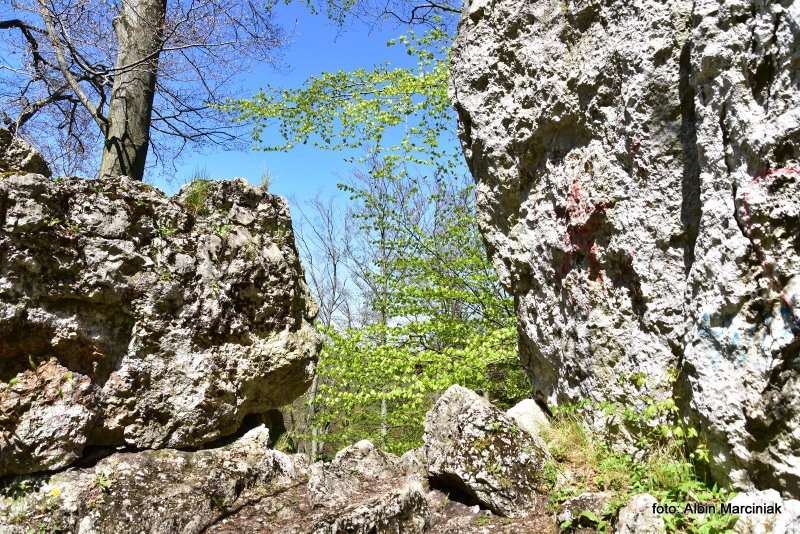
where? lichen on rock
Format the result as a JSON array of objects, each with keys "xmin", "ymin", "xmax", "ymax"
[
  {"xmin": 0, "ymin": 173, "xmax": 320, "ymax": 476},
  {"xmin": 451, "ymin": 0, "xmax": 800, "ymax": 496},
  {"xmin": 423, "ymin": 385, "xmax": 548, "ymax": 517}
]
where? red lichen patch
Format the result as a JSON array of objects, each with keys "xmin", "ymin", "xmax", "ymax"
[
  {"xmin": 737, "ymin": 168, "xmax": 794, "ymax": 293},
  {"xmin": 754, "ymin": 165, "xmax": 800, "ymax": 183},
  {"xmin": 556, "ymin": 179, "xmax": 609, "ymax": 284}
]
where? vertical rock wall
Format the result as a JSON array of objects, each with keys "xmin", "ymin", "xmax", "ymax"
[{"xmin": 451, "ymin": 0, "xmax": 799, "ymax": 496}]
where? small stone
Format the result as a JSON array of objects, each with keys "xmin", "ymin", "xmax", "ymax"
[
  {"xmin": 615, "ymin": 494, "xmax": 666, "ymax": 534},
  {"xmin": 506, "ymin": 399, "xmax": 551, "ymax": 439},
  {"xmin": 557, "ymin": 491, "xmax": 613, "ymax": 525}
]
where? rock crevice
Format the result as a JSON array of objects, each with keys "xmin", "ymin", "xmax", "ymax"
[{"xmin": 451, "ymin": 0, "xmax": 800, "ymax": 496}]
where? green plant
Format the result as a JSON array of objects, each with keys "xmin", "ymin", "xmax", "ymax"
[
  {"xmin": 94, "ymin": 471, "xmax": 112, "ymax": 491},
  {"xmin": 543, "ymin": 404, "xmax": 737, "ymax": 534},
  {"xmin": 157, "ymin": 225, "xmax": 178, "ymax": 238},
  {"xmin": 209, "ymin": 494, "xmax": 228, "ymax": 513},
  {"xmin": 560, "ymin": 510, "xmax": 610, "ymax": 533},
  {"xmin": 183, "ymin": 178, "xmax": 212, "ymax": 215},
  {"xmin": 214, "ymin": 224, "xmax": 231, "ymax": 238}
]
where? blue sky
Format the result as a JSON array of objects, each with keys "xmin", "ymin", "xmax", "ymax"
[{"xmin": 154, "ymin": 4, "xmax": 420, "ymax": 206}]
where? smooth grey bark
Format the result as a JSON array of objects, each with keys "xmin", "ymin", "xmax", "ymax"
[{"xmin": 98, "ymin": 0, "xmax": 166, "ymax": 181}]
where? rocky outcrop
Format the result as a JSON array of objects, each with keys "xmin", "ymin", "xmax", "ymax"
[
  {"xmin": 0, "ymin": 426, "xmax": 302, "ymax": 533},
  {"xmin": 208, "ymin": 439, "xmax": 432, "ymax": 534},
  {"xmin": 423, "ymin": 385, "xmax": 548, "ymax": 517},
  {"xmin": 1, "ymin": 386, "xmax": 558, "ymax": 533},
  {"xmin": 0, "ymin": 174, "xmax": 320, "ymax": 476},
  {"xmin": 451, "ymin": 0, "xmax": 800, "ymax": 495},
  {"xmin": 0, "ymin": 129, "xmax": 50, "ymax": 177}
]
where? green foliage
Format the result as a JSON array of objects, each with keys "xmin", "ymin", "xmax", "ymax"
[
  {"xmin": 543, "ymin": 408, "xmax": 738, "ymax": 534},
  {"xmin": 94, "ymin": 472, "xmax": 112, "ymax": 491},
  {"xmin": 229, "ymin": 22, "xmax": 529, "ymax": 455},
  {"xmin": 157, "ymin": 226, "xmax": 178, "ymax": 238},
  {"xmin": 314, "ymin": 322, "xmax": 525, "ymax": 454},
  {"xmin": 183, "ymin": 179, "xmax": 212, "ymax": 216},
  {"xmin": 225, "ymin": 26, "xmax": 455, "ymax": 173},
  {"xmin": 213, "ymin": 224, "xmax": 232, "ymax": 238}
]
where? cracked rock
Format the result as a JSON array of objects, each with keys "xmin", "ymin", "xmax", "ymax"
[
  {"xmin": 423, "ymin": 385, "xmax": 548, "ymax": 517},
  {"xmin": 0, "ymin": 174, "xmax": 320, "ymax": 477},
  {"xmin": 451, "ymin": 0, "xmax": 800, "ymax": 496}
]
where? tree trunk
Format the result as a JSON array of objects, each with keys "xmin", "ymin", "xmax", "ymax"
[
  {"xmin": 98, "ymin": 0, "xmax": 166, "ymax": 181},
  {"xmin": 308, "ymin": 374, "xmax": 320, "ymax": 462}
]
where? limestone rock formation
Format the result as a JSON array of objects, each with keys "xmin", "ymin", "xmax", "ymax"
[
  {"xmin": 2, "ymin": 386, "xmax": 559, "ymax": 533},
  {"xmin": 729, "ymin": 490, "xmax": 800, "ymax": 534},
  {"xmin": 0, "ymin": 426, "xmax": 302, "ymax": 533},
  {"xmin": 615, "ymin": 494, "xmax": 666, "ymax": 534},
  {"xmin": 0, "ymin": 174, "xmax": 320, "ymax": 476},
  {"xmin": 423, "ymin": 385, "xmax": 548, "ymax": 517},
  {"xmin": 0, "ymin": 129, "xmax": 50, "ymax": 177},
  {"xmin": 451, "ymin": 0, "xmax": 800, "ymax": 495}
]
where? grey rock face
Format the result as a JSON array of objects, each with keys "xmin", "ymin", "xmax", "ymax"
[
  {"xmin": 0, "ymin": 129, "xmax": 50, "ymax": 177},
  {"xmin": 506, "ymin": 399, "xmax": 550, "ymax": 440},
  {"xmin": 451, "ymin": 0, "xmax": 800, "ymax": 494},
  {"xmin": 615, "ymin": 494, "xmax": 666, "ymax": 534},
  {"xmin": 0, "ymin": 174, "xmax": 320, "ymax": 476},
  {"xmin": 305, "ymin": 440, "xmax": 430, "ymax": 533},
  {"xmin": 207, "ymin": 439, "xmax": 431, "ymax": 534},
  {"xmin": 0, "ymin": 426, "xmax": 303, "ymax": 533},
  {"xmin": 729, "ymin": 490, "xmax": 800, "ymax": 534},
  {"xmin": 423, "ymin": 385, "xmax": 548, "ymax": 517}
]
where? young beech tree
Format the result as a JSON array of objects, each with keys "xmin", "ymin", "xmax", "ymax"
[
  {"xmin": 230, "ymin": 26, "xmax": 529, "ymax": 455},
  {"xmin": 0, "ymin": 0, "xmax": 283, "ymax": 178}
]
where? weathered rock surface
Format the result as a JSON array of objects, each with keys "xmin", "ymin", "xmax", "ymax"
[
  {"xmin": 423, "ymin": 385, "xmax": 548, "ymax": 517},
  {"xmin": 452, "ymin": 0, "xmax": 800, "ymax": 495},
  {"xmin": 0, "ymin": 426, "xmax": 303, "ymax": 533},
  {"xmin": 1, "ymin": 386, "xmax": 561, "ymax": 532},
  {"xmin": 207, "ymin": 439, "xmax": 431, "ymax": 534},
  {"xmin": 0, "ymin": 174, "xmax": 319, "ymax": 476},
  {"xmin": 615, "ymin": 494, "xmax": 666, "ymax": 534},
  {"xmin": 506, "ymin": 398, "xmax": 550, "ymax": 440},
  {"xmin": 0, "ymin": 129, "xmax": 50, "ymax": 177},
  {"xmin": 730, "ymin": 490, "xmax": 800, "ymax": 534}
]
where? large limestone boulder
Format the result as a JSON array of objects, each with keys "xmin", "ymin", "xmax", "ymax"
[
  {"xmin": 451, "ymin": 0, "xmax": 800, "ymax": 495},
  {"xmin": 423, "ymin": 385, "xmax": 548, "ymax": 517},
  {"xmin": 0, "ymin": 174, "xmax": 320, "ymax": 476},
  {"xmin": 0, "ymin": 426, "xmax": 303, "ymax": 533},
  {"xmin": 0, "ymin": 129, "xmax": 50, "ymax": 177}
]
